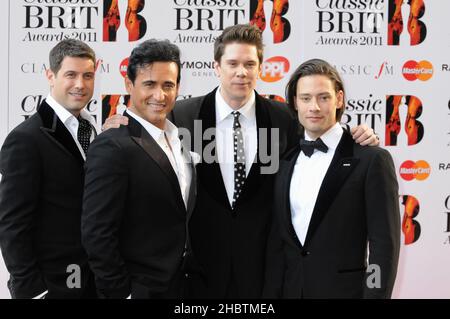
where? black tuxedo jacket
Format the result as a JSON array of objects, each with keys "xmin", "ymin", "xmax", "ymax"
[
  {"xmin": 0, "ymin": 101, "xmax": 96, "ymax": 298},
  {"xmin": 264, "ymin": 131, "xmax": 400, "ymax": 298},
  {"xmin": 82, "ymin": 113, "xmax": 196, "ymax": 299},
  {"xmin": 171, "ymin": 88, "xmax": 299, "ymax": 298}
]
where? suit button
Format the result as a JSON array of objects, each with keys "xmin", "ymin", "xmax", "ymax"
[{"xmin": 301, "ymin": 251, "xmax": 310, "ymax": 257}]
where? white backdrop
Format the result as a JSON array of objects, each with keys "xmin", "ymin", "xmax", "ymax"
[{"xmin": 0, "ymin": 0, "xmax": 449, "ymax": 298}]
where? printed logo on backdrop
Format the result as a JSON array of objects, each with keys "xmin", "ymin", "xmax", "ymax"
[
  {"xmin": 22, "ymin": 0, "xmax": 100, "ymax": 42},
  {"xmin": 103, "ymin": 0, "xmax": 147, "ymax": 41},
  {"xmin": 181, "ymin": 60, "xmax": 216, "ymax": 78},
  {"xmin": 314, "ymin": 0, "xmax": 426, "ymax": 46},
  {"xmin": 387, "ymin": 0, "xmax": 426, "ymax": 46},
  {"xmin": 402, "ymin": 60, "xmax": 433, "ymax": 81},
  {"xmin": 399, "ymin": 160, "xmax": 430, "ymax": 181},
  {"xmin": 20, "ymin": 59, "xmax": 110, "ymax": 74},
  {"xmin": 250, "ymin": 0, "xmax": 291, "ymax": 43},
  {"xmin": 447, "ymin": 100, "xmax": 450, "ymax": 147},
  {"xmin": 119, "ymin": 57, "xmax": 129, "ymax": 78},
  {"xmin": 102, "ymin": 94, "xmax": 131, "ymax": 124},
  {"xmin": 385, "ymin": 95, "xmax": 424, "ymax": 146},
  {"xmin": 400, "ymin": 195, "xmax": 421, "ymax": 245},
  {"xmin": 335, "ymin": 62, "xmax": 394, "ymax": 79},
  {"xmin": 173, "ymin": 0, "xmax": 246, "ymax": 44},
  {"xmin": 21, "ymin": 95, "xmax": 99, "ymax": 123},
  {"xmin": 341, "ymin": 94, "xmax": 383, "ymax": 135},
  {"xmin": 444, "ymin": 196, "xmax": 450, "ymax": 245},
  {"xmin": 260, "ymin": 56, "xmax": 290, "ymax": 82}
]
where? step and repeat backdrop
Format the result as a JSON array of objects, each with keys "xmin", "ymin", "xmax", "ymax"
[{"xmin": 0, "ymin": 0, "xmax": 449, "ymax": 298}]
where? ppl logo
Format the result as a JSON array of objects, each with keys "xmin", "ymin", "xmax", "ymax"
[
  {"xmin": 385, "ymin": 95, "xmax": 424, "ymax": 146},
  {"xmin": 260, "ymin": 56, "xmax": 290, "ymax": 82},
  {"xmin": 402, "ymin": 60, "xmax": 433, "ymax": 81},
  {"xmin": 399, "ymin": 160, "xmax": 431, "ymax": 181},
  {"xmin": 119, "ymin": 57, "xmax": 129, "ymax": 78},
  {"xmin": 400, "ymin": 195, "xmax": 421, "ymax": 245},
  {"xmin": 250, "ymin": 0, "xmax": 291, "ymax": 44},
  {"xmin": 387, "ymin": 0, "xmax": 427, "ymax": 46},
  {"xmin": 103, "ymin": 0, "xmax": 147, "ymax": 42}
]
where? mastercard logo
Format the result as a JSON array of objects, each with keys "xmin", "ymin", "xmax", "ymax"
[
  {"xmin": 402, "ymin": 60, "xmax": 433, "ymax": 81},
  {"xmin": 399, "ymin": 160, "xmax": 431, "ymax": 181},
  {"xmin": 119, "ymin": 57, "xmax": 129, "ymax": 78},
  {"xmin": 260, "ymin": 56, "xmax": 290, "ymax": 82}
]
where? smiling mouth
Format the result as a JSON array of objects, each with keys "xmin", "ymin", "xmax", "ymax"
[
  {"xmin": 69, "ymin": 92, "xmax": 85, "ymax": 98},
  {"xmin": 148, "ymin": 103, "xmax": 165, "ymax": 111}
]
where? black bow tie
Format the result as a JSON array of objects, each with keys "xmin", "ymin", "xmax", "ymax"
[{"xmin": 300, "ymin": 138, "xmax": 328, "ymax": 157}]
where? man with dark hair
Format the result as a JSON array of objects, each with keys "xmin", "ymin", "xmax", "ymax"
[
  {"xmin": 0, "ymin": 39, "xmax": 97, "ymax": 298},
  {"xmin": 104, "ymin": 24, "xmax": 378, "ymax": 299},
  {"xmin": 81, "ymin": 39, "xmax": 197, "ymax": 299},
  {"xmin": 264, "ymin": 59, "xmax": 400, "ymax": 298}
]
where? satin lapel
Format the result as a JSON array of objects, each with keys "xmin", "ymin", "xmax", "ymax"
[
  {"xmin": 126, "ymin": 113, "xmax": 186, "ymax": 212},
  {"xmin": 236, "ymin": 93, "xmax": 272, "ymax": 205},
  {"xmin": 184, "ymin": 148, "xmax": 197, "ymax": 222},
  {"xmin": 280, "ymin": 145, "xmax": 304, "ymax": 248},
  {"xmin": 303, "ymin": 131, "xmax": 359, "ymax": 247},
  {"xmin": 197, "ymin": 89, "xmax": 231, "ymax": 210},
  {"xmin": 37, "ymin": 100, "xmax": 84, "ymax": 165}
]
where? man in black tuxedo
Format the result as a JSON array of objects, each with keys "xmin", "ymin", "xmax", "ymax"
[
  {"xmin": 264, "ymin": 59, "xmax": 400, "ymax": 298},
  {"xmin": 81, "ymin": 40, "xmax": 197, "ymax": 299},
  {"xmin": 104, "ymin": 24, "xmax": 379, "ymax": 299},
  {"xmin": 0, "ymin": 39, "xmax": 98, "ymax": 298}
]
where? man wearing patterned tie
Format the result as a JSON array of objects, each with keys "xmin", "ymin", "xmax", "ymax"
[
  {"xmin": 0, "ymin": 39, "xmax": 97, "ymax": 298},
  {"xmin": 103, "ymin": 24, "xmax": 379, "ymax": 299},
  {"xmin": 264, "ymin": 59, "xmax": 400, "ymax": 298}
]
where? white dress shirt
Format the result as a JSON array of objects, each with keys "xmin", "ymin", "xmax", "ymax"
[
  {"xmin": 127, "ymin": 110, "xmax": 192, "ymax": 209},
  {"xmin": 289, "ymin": 123, "xmax": 343, "ymax": 245},
  {"xmin": 215, "ymin": 88, "xmax": 257, "ymax": 206},
  {"xmin": 45, "ymin": 94, "xmax": 95, "ymax": 160}
]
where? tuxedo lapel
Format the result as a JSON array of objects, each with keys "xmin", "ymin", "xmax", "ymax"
[
  {"xmin": 280, "ymin": 145, "xmax": 304, "ymax": 248},
  {"xmin": 37, "ymin": 100, "xmax": 84, "ymax": 165},
  {"xmin": 183, "ymin": 145, "xmax": 197, "ymax": 222},
  {"xmin": 126, "ymin": 112, "xmax": 186, "ymax": 213},
  {"xmin": 237, "ymin": 93, "xmax": 272, "ymax": 205},
  {"xmin": 197, "ymin": 89, "xmax": 231, "ymax": 210},
  {"xmin": 304, "ymin": 131, "xmax": 359, "ymax": 246}
]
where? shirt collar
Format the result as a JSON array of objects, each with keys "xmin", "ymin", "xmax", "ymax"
[
  {"xmin": 127, "ymin": 109, "xmax": 178, "ymax": 143},
  {"xmin": 215, "ymin": 87, "xmax": 256, "ymax": 123},
  {"xmin": 45, "ymin": 94, "xmax": 94, "ymax": 125},
  {"xmin": 304, "ymin": 122, "xmax": 343, "ymax": 152}
]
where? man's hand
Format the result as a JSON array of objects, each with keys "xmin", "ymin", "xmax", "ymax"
[
  {"xmin": 351, "ymin": 124, "xmax": 379, "ymax": 146},
  {"xmin": 102, "ymin": 114, "xmax": 129, "ymax": 132}
]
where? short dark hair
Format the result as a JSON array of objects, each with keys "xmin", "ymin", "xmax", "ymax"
[
  {"xmin": 214, "ymin": 24, "xmax": 263, "ymax": 64},
  {"xmin": 49, "ymin": 39, "xmax": 96, "ymax": 74},
  {"xmin": 286, "ymin": 58, "xmax": 346, "ymax": 122},
  {"xmin": 127, "ymin": 39, "xmax": 181, "ymax": 84}
]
